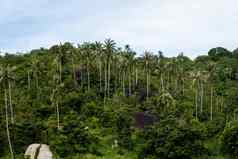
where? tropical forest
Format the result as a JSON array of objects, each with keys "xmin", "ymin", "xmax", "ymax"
[{"xmin": 0, "ymin": 40, "xmax": 238, "ymax": 159}]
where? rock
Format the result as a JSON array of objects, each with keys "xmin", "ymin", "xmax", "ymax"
[
  {"xmin": 24, "ymin": 144, "xmax": 40, "ymax": 159},
  {"xmin": 37, "ymin": 144, "xmax": 52, "ymax": 159},
  {"xmin": 24, "ymin": 144, "xmax": 53, "ymax": 159}
]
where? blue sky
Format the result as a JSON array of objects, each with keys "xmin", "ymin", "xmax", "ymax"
[{"xmin": 1, "ymin": 0, "xmax": 238, "ymax": 58}]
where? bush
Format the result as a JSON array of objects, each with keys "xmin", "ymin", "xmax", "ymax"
[
  {"xmin": 221, "ymin": 121, "xmax": 238, "ymax": 159},
  {"xmin": 139, "ymin": 118, "xmax": 208, "ymax": 159},
  {"xmin": 115, "ymin": 109, "xmax": 133, "ymax": 149},
  {"xmin": 205, "ymin": 113, "xmax": 225, "ymax": 137},
  {"xmin": 48, "ymin": 111, "xmax": 99, "ymax": 157}
]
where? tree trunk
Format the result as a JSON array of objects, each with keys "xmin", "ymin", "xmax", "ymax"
[
  {"xmin": 107, "ymin": 61, "xmax": 110, "ymax": 97},
  {"xmin": 99, "ymin": 61, "xmax": 102, "ymax": 92},
  {"xmin": 161, "ymin": 75, "xmax": 164, "ymax": 92},
  {"xmin": 182, "ymin": 79, "xmax": 185, "ymax": 96},
  {"xmin": 234, "ymin": 111, "xmax": 236, "ymax": 121},
  {"xmin": 174, "ymin": 77, "xmax": 178, "ymax": 93},
  {"xmin": 195, "ymin": 89, "xmax": 198, "ymax": 120},
  {"xmin": 200, "ymin": 82, "xmax": 204, "ymax": 113},
  {"xmin": 72, "ymin": 58, "xmax": 77, "ymax": 87},
  {"xmin": 210, "ymin": 87, "xmax": 213, "ymax": 121},
  {"xmin": 56, "ymin": 101, "xmax": 60, "ymax": 130},
  {"xmin": 28, "ymin": 71, "xmax": 31, "ymax": 90},
  {"xmin": 104, "ymin": 61, "xmax": 107, "ymax": 104},
  {"xmin": 146, "ymin": 71, "xmax": 149, "ymax": 99},
  {"xmin": 87, "ymin": 60, "xmax": 90, "ymax": 91},
  {"xmin": 8, "ymin": 81, "xmax": 14, "ymax": 124},
  {"xmin": 59, "ymin": 61, "xmax": 62, "ymax": 83},
  {"xmin": 5, "ymin": 89, "xmax": 14, "ymax": 159},
  {"xmin": 128, "ymin": 71, "xmax": 131, "ymax": 96},
  {"xmin": 122, "ymin": 71, "xmax": 125, "ymax": 96},
  {"xmin": 135, "ymin": 68, "xmax": 138, "ymax": 86},
  {"xmin": 36, "ymin": 72, "xmax": 40, "ymax": 100},
  {"xmin": 36, "ymin": 72, "xmax": 39, "ymax": 90},
  {"xmin": 221, "ymin": 96, "xmax": 224, "ymax": 113},
  {"xmin": 80, "ymin": 65, "xmax": 84, "ymax": 89}
]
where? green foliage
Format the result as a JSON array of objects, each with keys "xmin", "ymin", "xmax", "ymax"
[
  {"xmin": 139, "ymin": 118, "xmax": 208, "ymax": 159},
  {"xmin": 208, "ymin": 47, "xmax": 232, "ymax": 60},
  {"xmin": 49, "ymin": 111, "xmax": 99, "ymax": 157},
  {"xmin": 0, "ymin": 41, "xmax": 237, "ymax": 158},
  {"xmin": 221, "ymin": 121, "xmax": 238, "ymax": 159},
  {"xmin": 205, "ymin": 113, "xmax": 225, "ymax": 137},
  {"xmin": 115, "ymin": 107, "xmax": 133, "ymax": 149}
]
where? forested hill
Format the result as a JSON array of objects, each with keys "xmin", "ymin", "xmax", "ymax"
[{"xmin": 1, "ymin": 40, "xmax": 238, "ymax": 159}]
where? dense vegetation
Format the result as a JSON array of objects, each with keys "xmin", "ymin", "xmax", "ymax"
[{"xmin": 0, "ymin": 40, "xmax": 238, "ymax": 159}]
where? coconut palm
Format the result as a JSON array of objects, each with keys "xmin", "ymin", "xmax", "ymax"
[
  {"xmin": 191, "ymin": 71, "xmax": 201, "ymax": 119},
  {"xmin": 104, "ymin": 39, "xmax": 116, "ymax": 97},
  {"xmin": 4, "ymin": 90, "xmax": 14, "ymax": 159},
  {"xmin": 80, "ymin": 43, "xmax": 92, "ymax": 91},
  {"xmin": 31, "ymin": 55, "xmax": 40, "ymax": 89},
  {"xmin": 64, "ymin": 43, "xmax": 77, "ymax": 87},
  {"xmin": 95, "ymin": 41, "xmax": 104, "ymax": 92},
  {"xmin": 190, "ymin": 70, "xmax": 209, "ymax": 118},
  {"xmin": 0, "ymin": 65, "xmax": 15, "ymax": 159},
  {"xmin": 50, "ymin": 82, "xmax": 64, "ymax": 130},
  {"xmin": 143, "ymin": 51, "xmax": 152, "ymax": 99},
  {"xmin": 115, "ymin": 50, "xmax": 127, "ymax": 95},
  {"xmin": 124, "ymin": 45, "xmax": 136, "ymax": 96},
  {"xmin": 210, "ymin": 87, "xmax": 213, "ymax": 121},
  {"xmin": 0, "ymin": 65, "xmax": 16, "ymax": 124}
]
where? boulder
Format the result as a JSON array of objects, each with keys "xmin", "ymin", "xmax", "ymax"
[
  {"xmin": 37, "ymin": 144, "xmax": 52, "ymax": 159},
  {"xmin": 24, "ymin": 144, "xmax": 53, "ymax": 159}
]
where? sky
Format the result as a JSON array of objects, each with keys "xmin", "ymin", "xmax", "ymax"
[{"xmin": 1, "ymin": 0, "xmax": 238, "ymax": 58}]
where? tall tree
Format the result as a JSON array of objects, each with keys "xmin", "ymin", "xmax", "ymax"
[
  {"xmin": 0, "ymin": 65, "xmax": 15, "ymax": 124},
  {"xmin": 104, "ymin": 39, "xmax": 116, "ymax": 98},
  {"xmin": 0, "ymin": 65, "xmax": 15, "ymax": 159},
  {"xmin": 124, "ymin": 45, "xmax": 136, "ymax": 96},
  {"xmin": 95, "ymin": 41, "xmax": 103, "ymax": 92},
  {"xmin": 50, "ymin": 83, "xmax": 63, "ymax": 130},
  {"xmin": 81, "ymin": 43, "xmax": 92, "ymax": 91},
  {"xmin": 143, "ymin": 51, "xmax": 152, "ymax": 99}
]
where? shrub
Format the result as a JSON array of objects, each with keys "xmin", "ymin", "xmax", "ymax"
[{"xmin": 221, "ymin": 121, "xmax": 238, "ymax": 159}]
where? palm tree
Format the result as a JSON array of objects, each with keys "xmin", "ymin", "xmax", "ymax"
[
  {"xmin": 31, "ymin": 55, "xmax": 41, "ymax": 98},
  {"xmin": 135, "ymin": 61, "xmax": 138, "ymax": 86},
  {"xmin": 155, "ymin": 58, "xmax": 164, "ymax": 93},
  {"xmin": 191, "ymin": 71, "xmax": 201, "ymax": 119},
  {"xmin": 104, "ymin": 39, "xmax": 116, "ymax": 97},
  {"xmin": 81, "ymin": 43, "xmax": 97, "ymax": 91},
  {"xmin": 207, "ymin": 61, "xmax": 216, "ymax": 120},
  {"xmin": 4, "ymin": 90, "xmax": 14, "ymax": 159},
  {"xmin": 0, "ymin": 65, "xmax": 15, "ymax": 159},
  {"xmin": 0, "ymin": 65, "xmax": 16, "ymax": 124},
  {"xmin": 210, "ymin": 87, "xmax": 213, "ymax": 121},
  {"xmin": 164, "ymin": 61, "xmax": 173, "ymax": 90},
  {"xmin": 51, "ymin": 43, "xmax": 68, "ymax": 84},
  {"xmin": 124, "ymin": 45, "xmax": 136, "ymax": 96},
  {"xmin": 177, "ymin": 55, "xmax": 186, "ymax": 96},
  {"xmin": 95, "ymin": 41, "xmax": 103, "ymax": 92},
  {"xmin": 27, "ymin": 70, "xmax": 31, "ymax": 90},
  {"xmin": 116, "ymin": 51, "xmax": 127, "ymax": 95},
  {"xmin": 65, "ymin": 43, "xmax": 77, "ymax": 88},
  {"xmin": 81, "ymin": 43, "xmax": 91, "ymax": 91},
  {"xmin": 57, "ymin": 44, "xmax": 64, "ymax": 83},
  {"xmin": 143, "ymin": 51, "xmax": 152, "ymax": 99},
  {"xmin": 51, "ymin": 46, "xmax": 67, "ymax": 129},
  {"xmin": 50, "ymin": 83, "xmax": 64, "ymax": 130},
  {"xmin": 191, "ymin": 70, "xmax": 209, "ymax": 117}
]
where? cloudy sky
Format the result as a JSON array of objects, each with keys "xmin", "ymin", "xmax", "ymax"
[{"xmin": 1, "ymin": 0, "xmax": 238, "ymax": 58}]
